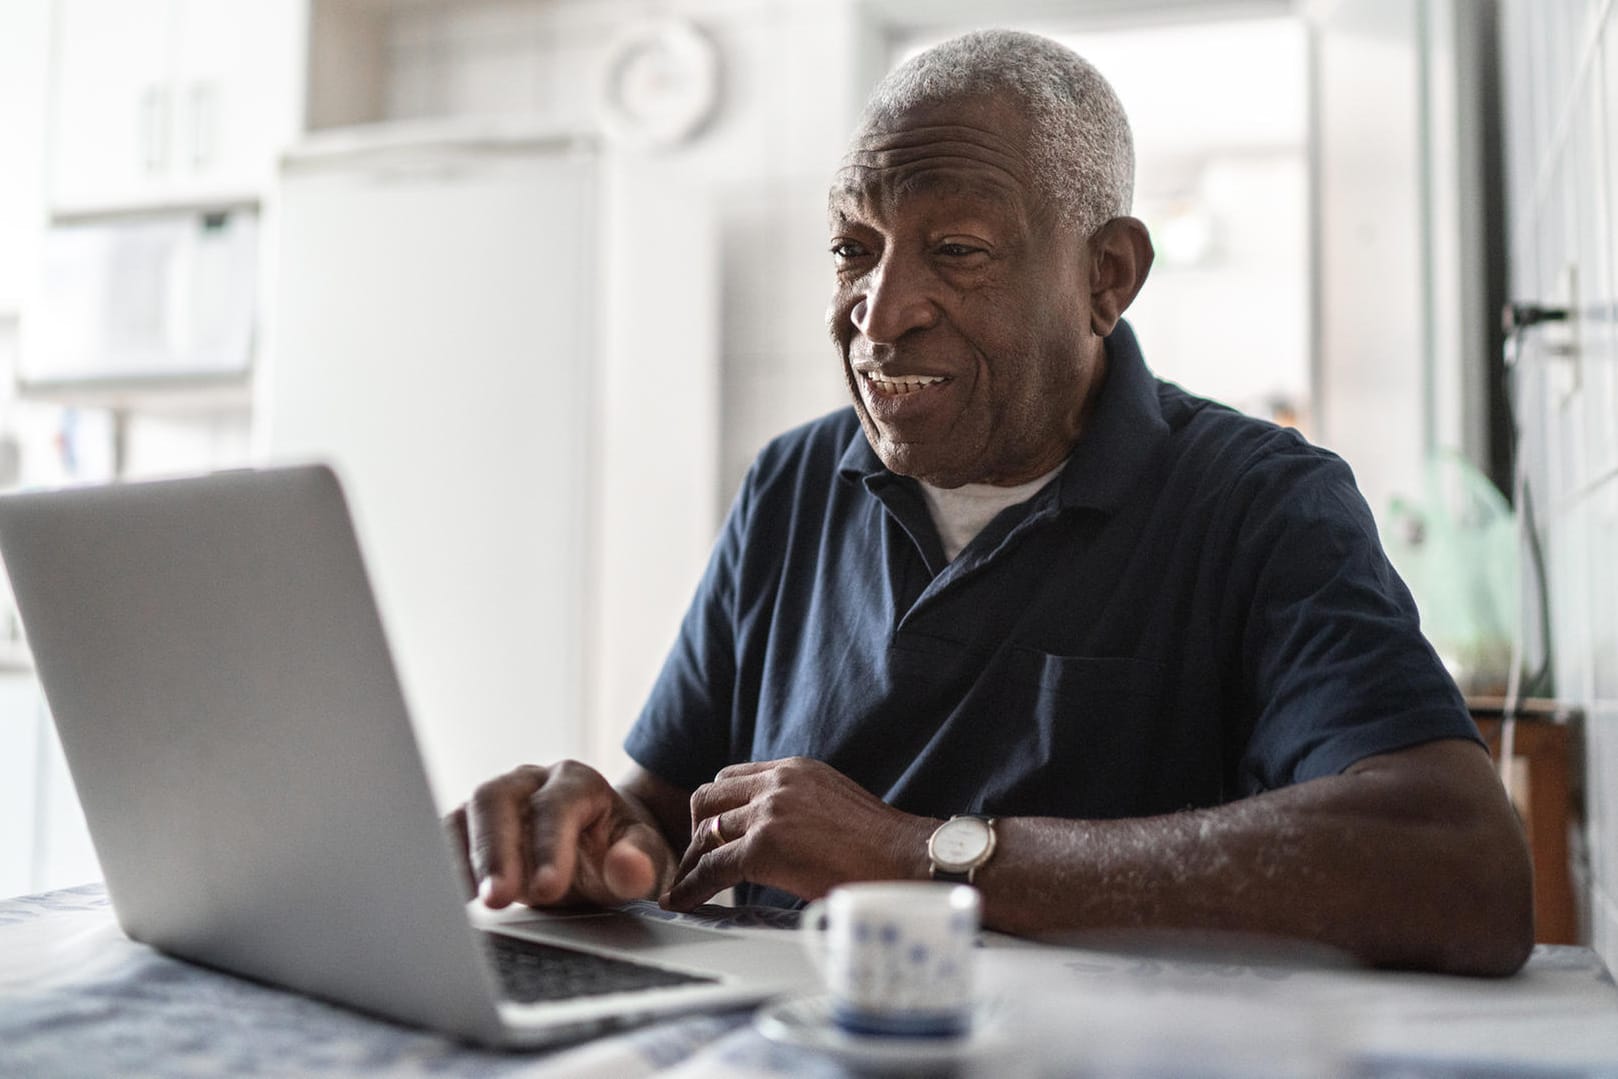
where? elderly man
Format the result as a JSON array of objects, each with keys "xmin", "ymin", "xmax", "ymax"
[{"xmin": 450, "ymin": 30, "xmax": 1532, "ymax": 976}]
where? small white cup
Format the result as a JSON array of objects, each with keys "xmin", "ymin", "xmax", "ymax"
[{"xmin": 800, "ymin": 881, "xmax": 980, "ymax": 1038}]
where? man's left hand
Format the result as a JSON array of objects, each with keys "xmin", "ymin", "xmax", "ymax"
[{"xmin": 662, "ymin": 757, "xmax": 936, "ymax": 910}]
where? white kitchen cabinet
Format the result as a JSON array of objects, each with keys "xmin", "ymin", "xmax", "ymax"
[
  {"xmin": 49, "ymin": 0, "xmax": 303, "ymax": 214},
  {"xmin": 46, "ymin": 0, "xmax": 167, "ymax": 212},
  {"xmin": 0, "ymin": 0, "xmax": 52, "ymax": 306},
  {"xmin": 169, "ymin": 0, "xmax": 304, "ymax": 199}
]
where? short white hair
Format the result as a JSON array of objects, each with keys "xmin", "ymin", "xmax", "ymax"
[{"xmin": 859, "ymin": 29, "xmax": 1135, "ymax": 238}]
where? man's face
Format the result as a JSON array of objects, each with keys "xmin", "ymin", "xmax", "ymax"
[{"xmin": 827, "ymin": 95, "xmax": 1103, "ymax": 488}]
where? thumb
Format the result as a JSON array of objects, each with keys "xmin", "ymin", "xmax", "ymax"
[{"xmin": 600, "ymin": 832, "xmax": 660, "ymax": 901}]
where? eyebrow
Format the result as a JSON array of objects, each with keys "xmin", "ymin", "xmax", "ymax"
[
  {"xmin": 829, "ymin": 167, "xmax": 1021, "ymax": 220},
  {"xmin": 895, "ymin": 168, "xmax": 1017, "ymax": 205}
]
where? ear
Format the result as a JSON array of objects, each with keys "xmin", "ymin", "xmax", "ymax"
[{"xmin": 1086, "ymin": 217, "xmax": 1154, "ymax": 336}]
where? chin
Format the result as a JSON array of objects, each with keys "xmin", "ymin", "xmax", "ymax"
[
  {"xmin": 858, "ymin": 414, "xmax": 979, "ymax": 487},
  {"xmin": 876, "ymin": 447, "xmax": 971, "ymax": 488}
]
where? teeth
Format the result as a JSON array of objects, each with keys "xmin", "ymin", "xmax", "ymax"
[{"xmin": 864, "ymin": 372, "xmax": 947, "ymax": 395}]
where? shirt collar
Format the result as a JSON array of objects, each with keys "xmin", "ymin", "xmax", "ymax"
[
  {"xmin": 1053, "ymin": 319, "xmax": 1169, "ymax": 513},
  {"xmin": 837, "ymin": 319, "xmax": 1168, "ymax": 516}
]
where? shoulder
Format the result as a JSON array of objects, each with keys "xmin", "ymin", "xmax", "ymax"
[
  {"xmin": 1137, "ymin": 382, "xmax": 1384, "ymax": 572},
  {"xmin": 1157, "ymin": 381, "xmax": 1309, "ymax": 467},
  {"xmin": 1156, "ymin": 381, "xmax": 1361, "ymax": 511},
  {"xmin": 712, "ymin": 408, "xmax": 866, "ymax": 593}
]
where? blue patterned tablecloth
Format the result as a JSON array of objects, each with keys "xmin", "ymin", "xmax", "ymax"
[
  {"xmin": 0, "ymin": 884, "xmax": 815, "ymax": 1078},
  {"xmin": 5, "ymin": 884, "xmax": 1618, "ymax": 1078}
]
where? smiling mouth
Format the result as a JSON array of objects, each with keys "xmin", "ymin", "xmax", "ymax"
[{"xmin": 861, "ymin": 371, "xmax": 952, "ymax": 397}]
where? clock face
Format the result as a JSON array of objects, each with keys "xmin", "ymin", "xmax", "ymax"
[
  {"xmin": 932, "ymin": 818, "xmax": 992, "ymax": 868},
  {"xmin": 598, "ymin": 18, "xmax": 720, "ymax": 149}
]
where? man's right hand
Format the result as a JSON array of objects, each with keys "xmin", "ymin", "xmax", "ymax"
[{"xmin": 444, "ymin": 761, "xmax": 681, "ymax": 909}]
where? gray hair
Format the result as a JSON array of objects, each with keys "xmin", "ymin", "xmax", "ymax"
[{"xmin": 858, "ymin": 29, "xmax": 1135, "ymax": 238}]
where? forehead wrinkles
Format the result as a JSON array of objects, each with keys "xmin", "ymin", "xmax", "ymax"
[
  {"xmin": 828, "ymin": 170, "xmax": 1022, "ymax": 226},
  {"xmin": 830, "ymin": 126, "xmax": 1032, "ymax": 225},
  {"xmin": 845, "ymin": 123, "xmax": 1029, "ymax": 177}
]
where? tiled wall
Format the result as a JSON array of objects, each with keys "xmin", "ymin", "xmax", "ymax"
[{"xmin": 1500, "ymin": 0, "xmax": 1618, "ymax": 969}]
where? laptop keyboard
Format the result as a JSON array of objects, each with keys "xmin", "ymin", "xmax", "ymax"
[{"xmin": 479, "ymin": 931, "xmax": 716, "ymax": 1004}]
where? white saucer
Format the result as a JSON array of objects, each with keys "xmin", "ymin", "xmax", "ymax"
[{"xmin": 753, "ymin": 994, "xmax": 1008, "ymax": 1069}]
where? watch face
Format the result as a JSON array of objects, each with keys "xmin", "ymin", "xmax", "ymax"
[{"xmin": 931, "ymin": 817, "xmax": 992, "ymax": 870}]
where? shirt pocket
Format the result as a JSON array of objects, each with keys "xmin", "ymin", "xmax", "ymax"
[{"xmin": 985, "ymin": 649, "xmax": 1167, "ymax": 818}]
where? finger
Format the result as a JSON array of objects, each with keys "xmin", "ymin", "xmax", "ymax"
[
  {"xmin": 687, "ymin": 774, "xmax": 761, "ymax": 831},
  {"xmin": 601, "ymin": 827, "xmax": 661, "ymax": 900},
  {"xmin": 603, "ymin": 814, "xmax": 679, "ymax": 901},
  {"xmin": 675, "ymin": 808, "xmax": 744, "ymax": 882},
  {"xmin": 712, "ymin": 759, "xmax": 781, "ymax": 780},
  {"xmin": 663, "ymin": 840, "xmax": 748, "ymax": 912},
  {"xmin": 466, "ymin": 766, "xmax": 547, "ymax": 908},
  {"xmin": 443, "ymin": 805, "xmax": 475, "ymax": 899},
  {"xmin": 523, "ymin": 761, "xmax": 615, "ymax": 906}
]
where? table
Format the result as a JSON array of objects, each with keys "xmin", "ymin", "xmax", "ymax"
[{"xmin": 4, "ymin": 884, "xmax": 1618, "ymax": 1077}]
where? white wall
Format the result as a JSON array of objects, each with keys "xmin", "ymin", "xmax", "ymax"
[
  {"xmin": 1500, "ymin": 0, "xmax": 1618, "ymax": 971},
  {"xmin": 379, "ymin": 0, "xmax": 866, "ymax": 503},
  {"xmin": 1308, "ymin": 0, "xmax": 1429, "ymax": 522},
  {"xmin": 1059, "ymin": 18, "xmax": 1309, "ymax": 424}
]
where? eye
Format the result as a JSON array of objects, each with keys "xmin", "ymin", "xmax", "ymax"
[
  {"xmin": 937, "ymin": 241, "xmax": 987, "ymax": 259},
  {"xmin": 830, "ymin": 239, "xmax": 869, "ymax": 261}
]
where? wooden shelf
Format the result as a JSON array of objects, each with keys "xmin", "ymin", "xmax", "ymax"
[
  {"xmin": 1464, "ymin": 696, "xmax": 1576, "ymax": 720},
  {"xmin": 1469, "ymin": 702, "xmax": 1582, "ymax": 945}
]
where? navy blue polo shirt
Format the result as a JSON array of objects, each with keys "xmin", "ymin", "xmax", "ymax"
[{"xmin": 626, "ymin": 322, "xmax": 1478, "ymax": 905}]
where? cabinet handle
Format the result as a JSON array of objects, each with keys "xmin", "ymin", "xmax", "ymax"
[
  {"xmin": 140, "ymin": 84, "xmax": 170, "ymax": 174},
  {"xmin": 189, "ymin": 82, "xmax": 215, "ymax": 170}
]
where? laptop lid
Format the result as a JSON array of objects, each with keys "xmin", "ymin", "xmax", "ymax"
[
  {"xmin": 0, "ymin": 465, "xmax": 816, "ymax": 1046},
  {"xmin": 0, "ymin": 466, "xmax": 515, "ymax": 1044}
]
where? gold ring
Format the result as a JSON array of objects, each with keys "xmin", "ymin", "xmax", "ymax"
[{"xmin": 708, "ymin": 814, "xmax": 728, "ymax": 846}]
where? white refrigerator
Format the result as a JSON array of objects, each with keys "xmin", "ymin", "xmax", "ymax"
[{"xmin": 268, "ymin": 127, "xmax": 718, "ymax": 806}]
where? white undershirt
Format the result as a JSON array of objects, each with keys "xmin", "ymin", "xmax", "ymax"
[{"xmin": 916, "ymin": 464, "xmax": 1066, "ymax": 563}]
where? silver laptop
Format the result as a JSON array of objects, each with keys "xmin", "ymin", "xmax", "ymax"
[{"xmin": 0, "ymin": 464, "xmax": 815, "ymax": 1047}]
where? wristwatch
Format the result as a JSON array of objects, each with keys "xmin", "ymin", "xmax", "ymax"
[{"xmin": 927, "ymin": 815, "xmax": 997, "ymax": 884}]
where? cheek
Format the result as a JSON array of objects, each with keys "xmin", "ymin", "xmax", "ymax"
[
  {"xmin": 974, "ymin": 313, "xmax": 1045, "ymax": 386},
  {"xmin": 827, "ymin": 290, "xmax": 856, "ymax": 349},
  {"xmin": 983, "ymin": 329, "xmax": 1070, "ymax": 424}
]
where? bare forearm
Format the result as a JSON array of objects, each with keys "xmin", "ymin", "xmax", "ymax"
[
  {"xmin": 973, "ymin": 742, "xmax": 1532, "ymax": 975},
  {"xmin": 659, "ymin": 743, "xmax": 1530, "ymax": 976}
]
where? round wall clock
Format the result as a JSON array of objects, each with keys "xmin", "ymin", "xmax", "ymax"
[{"xmin": 598, "ymin": 17, "xmax": 721, "ymax": 149}]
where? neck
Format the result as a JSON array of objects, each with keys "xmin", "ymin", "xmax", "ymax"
[{"xmin": 992, "ymin": 342, "xmax": 1109, "ymax": 487}]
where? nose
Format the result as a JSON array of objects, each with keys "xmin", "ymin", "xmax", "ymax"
[{"xmin": 850, "ymin": 255, "xmax": 937, "ymax": 343}]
